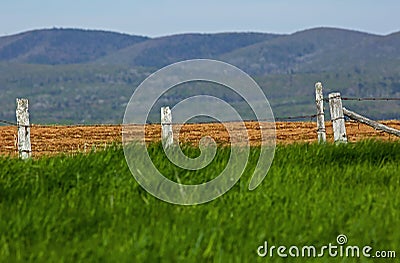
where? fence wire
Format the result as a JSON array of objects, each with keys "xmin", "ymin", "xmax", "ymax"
[
  {"xmin": 0, "ymin": 119, "xmax": 18, "ymax": 126},
  {"xmin": 2, "ymin": 96, "xmax": 398, "ymax": 130},
  {"xmin": 342, "ymin": 97, "xmax": 400, "ymax": 101},
  {"xmin": 0, "ymin": 121, "xmax": 124, "ymax": 128},
  {"xmin": 1, "ymin": 114, "xmax": 319, "ymax": 128},
  {"xmin": 324, "ymin": 97, "xmax": 400, "ymax": 102}
]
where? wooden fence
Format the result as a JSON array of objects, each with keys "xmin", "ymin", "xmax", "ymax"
[
  {"xmin": 2, "ymin": 82, "xmax": 400, "ymax": 158},
  {"xmin": 315, "ymin": 82, "xmax": 400, "ymax": 144}
]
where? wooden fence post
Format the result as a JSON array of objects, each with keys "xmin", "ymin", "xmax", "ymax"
[
  {"xmin": 161, "ymin": 106, "xmax": 173, "ymax": 147},
  {"xmin": 343, "ymin": 107, "xmax": 400, "ymax": 137},
  {"xmin": 16, "ymin": 98, "xmax": 32, "ymax": 159},
  {"xmin": 328, "ymin": 93, "xmax": 347, "ymax": 143},
  {"xmin": 315, "ymin": 82, "xmax": 326, "ymax": 143}
]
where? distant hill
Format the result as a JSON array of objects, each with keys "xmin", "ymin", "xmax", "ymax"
[
  {"xmin": 221, "ymin": 28, "xmax": 382, "ymax": 74},
  {"xmin": 98, "ymin": 32, "xmax": 281, "ymax": 67},
  {"xmin": 0, "ymin": 28, "xmax": 149, "ymax": 64},
  {"xmin": 0, "ymin": 27, "xmax": 399, "ymax": 124},
  {"xmin": 2, "ymin": 27, "xmax": 399, "ymax": 74},
  {"xmin": 0, "ymin": 29, "xmax": 277, "ymax": 66}
]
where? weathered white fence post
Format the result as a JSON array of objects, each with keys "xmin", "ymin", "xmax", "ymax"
[
  {"xmin": 16, "ymin": 98, "xmax": 32, "ymax": 159},
  {"xmin": 161, "ymin": 106, "xmax": 173, "ymax": 147},
  {"xmin": 328, "ymin": 93, "xmax": 347, "ymax": 143},
  {"xmin": 343, "ymin": 107, "xmax": 400, "ymax": 137},
  {"xmin": 315, "ymin": 82, "xmax": 326, "ymax": 143}
]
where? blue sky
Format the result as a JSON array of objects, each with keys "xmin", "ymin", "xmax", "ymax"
[{"xmin": 1, "ymin": 0, "xmax": 399, "ymax": 37}]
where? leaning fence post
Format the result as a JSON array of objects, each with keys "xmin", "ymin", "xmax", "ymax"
[
  {"xmin": 315, "ymin": 82, "xmax": 326, "ymax": 143},
  {"xmin": 16, "ymin": 98, "xmax": 32, "ymax": 159},
  {"xmin": 328, "ymin": 93, "xmax": 347, "ymax": 143},
  {"xmin": 161, "ymin": 106, "xmax": 173, "ymax": 147}
]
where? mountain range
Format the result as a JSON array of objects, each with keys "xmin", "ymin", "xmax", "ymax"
[{"xmin": 0, "ymin": 27, "xmax": 399, "ymax": 123}]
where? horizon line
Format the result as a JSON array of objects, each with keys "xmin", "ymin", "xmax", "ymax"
[{"xmin": 1, "ymin": 26, "xmax": 399, "ymax": 39}]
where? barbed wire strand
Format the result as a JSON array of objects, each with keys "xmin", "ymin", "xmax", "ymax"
[
  {"xmin": 342, "ymin": 97, "xmax": 400, "ymax": 101},
  {"xmin": 2, "ymin": 103, "xmax": 398, "ymax": 128},
  {"xmin": 0, "ymin": 119, "xmax": 18, "ymax": 126},
  {"xmin": 163, "ymin": 114, "xmax": 318, "ymax": 125},
  {"xmin": 0, "ymin": 121, "xmax": 124, "ymax": 128},
  {"xmin": 323, "ymin": 97, "xmax": 400, "ymax": 102},
  {"xmin": 1, "ymin": 114, "xmax": 319, "ymax": 128}
]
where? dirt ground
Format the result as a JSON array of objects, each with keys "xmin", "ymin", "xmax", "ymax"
[{"xmin": 1, "ymin": 121, "xmax": 399, "ymax": 156}]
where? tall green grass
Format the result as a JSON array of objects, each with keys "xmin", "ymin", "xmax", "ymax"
[{"xmin": 0, "ymin": 141, "xmax": 399, "ymax": 262}]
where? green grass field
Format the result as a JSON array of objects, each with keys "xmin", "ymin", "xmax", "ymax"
[{"xmin": 0, "ymin": 141, "xmax": 399, "ymax": 262}]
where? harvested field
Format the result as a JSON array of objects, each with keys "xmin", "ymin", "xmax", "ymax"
[{"xmin": 1, "ymin": 120, "xmax": 400, "ymax": 156}]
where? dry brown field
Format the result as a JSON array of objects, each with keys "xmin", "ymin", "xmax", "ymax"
[{"xmin": 1, "ymin": 121, "xmax": 399, "ymax": 156}]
